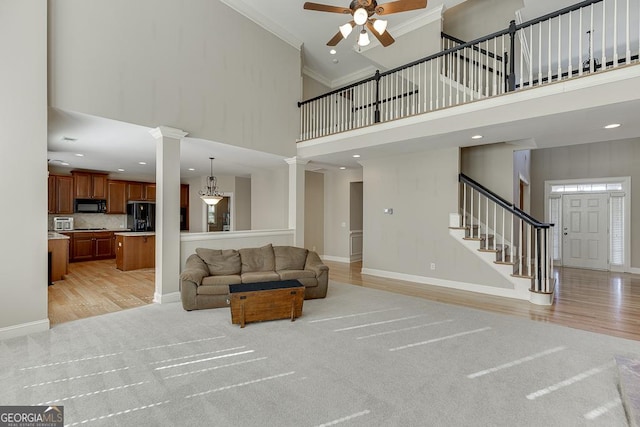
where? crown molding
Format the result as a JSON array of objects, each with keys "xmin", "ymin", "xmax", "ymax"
[
  {"xmin": 220, "ymin": 0, "xmax": 303, "ymax": 50},
  {"xmin": 302, "ymin": 66, "xmax": 333, "ymax": 88},
  {"xmin": 331, "ymin": 65, "xmax": 378, "ymax": 88},
  {"xmin": 150, "ymin": 126, "xmax": 188, "ymax": 140}
]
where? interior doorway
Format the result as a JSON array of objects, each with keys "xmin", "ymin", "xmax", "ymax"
[{"xmin": 207, "ymin": 196, "xmax": 231, "ymax": 232}]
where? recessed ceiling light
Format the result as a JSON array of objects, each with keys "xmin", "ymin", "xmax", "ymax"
[
  {"xmin": 330, "ymin": 49, "xmax": 336, "ymax": 55},
  {"xmin": 188, "ymin": 168, "xmax": 195, "ymax": 171},
  {"xmin": 471, "ymin": 135, "xmax": 483, "ymax": 139},
  {"xmin": 604, "ymin": 123, "xmax": 620, "ymax": 129},
  {"xmin": 352, "ymin": 154, "xmax": 361, "ymax": 158},
  {"xmin": 60, "ymin": 162, "xmax": 70, "ymax": 166},
  {"xmin": 138, "ymin": 161, "xmax": 147, "ymax": 165},
  {"xmin": 117, "ymin": 168, "xmax": 125, "ymax": 172},
  {"xmin": 339, "ymin": 166, "xmax": 346, "ymax": 170},
  {"xmin": 332, "ymin": 58, "xmax": 339, "ymax": 64},
  {"xmin": 74, "ymin": 153, "xmax": 84, "ymax": 157}
]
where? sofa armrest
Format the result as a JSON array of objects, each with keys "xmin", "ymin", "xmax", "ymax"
[
  {"xmin": 304, "ymin": 251, "xmax": 329, "ymax": 276},
  {"xmin": 180, "ymin": 254, "xmax": 209, "ymax": 285}
]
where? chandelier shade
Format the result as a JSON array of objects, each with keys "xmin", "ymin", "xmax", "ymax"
[{"xmin": 199, "ymin": 157, "xmax": 223, "ymax": 205}]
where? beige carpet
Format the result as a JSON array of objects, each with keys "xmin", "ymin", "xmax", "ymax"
[{"xmin": 1, "ymin": 281, "xmax": 639, "ymax": 426}]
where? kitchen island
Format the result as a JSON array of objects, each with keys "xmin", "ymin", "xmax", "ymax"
[
  {"xmin": 114, "ymin": 232, "xmax": 155, "ymax": 271},
  {"xmin": 48, "ymin": 232, "xmax": 70, "ymax": 282}
]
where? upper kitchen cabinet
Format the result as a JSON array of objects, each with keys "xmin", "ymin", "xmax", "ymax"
[
  {"xmin": 48, "ymin": 174, "xmax": 74, "ymax": 214},
  {"xmin": 127, "ymin": 181, "xmax": 155, "ymax": 201},
  {"xmin": 72, "ymin": 171, "xmax": 108, "ymax": 199},
  {"xmin": 107, "ymin": 180, "xmax": 127, "ymax": 214}
]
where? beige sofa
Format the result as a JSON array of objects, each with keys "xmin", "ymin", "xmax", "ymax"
[{"xmin": 180, "ymin": 243, "xmax": 329, "ymax": 311}]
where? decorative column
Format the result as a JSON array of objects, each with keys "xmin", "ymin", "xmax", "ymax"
[
  {"xmin": 285, "ymin": 157, "xmax": 308, "ymax": 247},
  {"xmin": 150, "ymin": 126, "xmax": 188, "ymax": 303}
]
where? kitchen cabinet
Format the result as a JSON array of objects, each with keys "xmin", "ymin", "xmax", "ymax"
[
  {"xmin": 70, "ymin": 231, "xmax": 115, "ymax": 262},
  {"xmin": 127, "ymin": 181, "xmax": 155, "ymax": 201},
  {"xmin": 180, "ymin": 184, "xmax": 189, "ymax": 207},
  {"xmin": 72, "ymin": 171, "xmax": 108, "ymax": 199},
  {"xmin": 48, "ymin": 235, "xmax": 69, "ymax": 282},
  {"xmin": 48, "ymin": 174, "xmax": 74, "ymax": 214},
  {"xmin": 115, "ymin": 233, "xmax": 155, "ymax": 271},
  {"xmin": 107, "ymin": 180, "xmax": 127, "ymax": 214}
]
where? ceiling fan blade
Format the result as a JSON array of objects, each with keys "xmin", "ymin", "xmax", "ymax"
[
  {"xmin": 375, "ymin": 0, "xmax": 428, "ymax": 15},
  {"xmin": 327, "ymin": 31, "xmax": 345, "ymax": 46},
  {"xmin": 366, "ymin": 21, "xmax": 395, "ymax": 47},
  {"xmin": 304, "ymin": 2, "xmax": 352, "ymax": 14},
  {"xmin": 327, "ymin": 20, "xmax": 355, "ymax": 46}
]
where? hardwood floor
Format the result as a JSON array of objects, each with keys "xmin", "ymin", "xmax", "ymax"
[
  {"xmin": 325, "ymin": 261, "xmax": 640, "ymax": 341},
  {"xmin": 48, "ymin": 259, "xmax": 640, "ymax": 342},
  {"xmin": 48, "ymin": 259, "xmax": 154, "ymax": 325}
]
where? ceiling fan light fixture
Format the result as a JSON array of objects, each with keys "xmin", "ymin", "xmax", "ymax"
[
  {"xmin": 373, "ymin": 19, "xmax": 388, "ymax": 35},
  {"xmin": 357, "ymin": 29, "xmax": 370, "ymax": 47},
  {"xmin": 339, "ymin": 22, "xmax": 353, "ymax": 38},
  {"xmin": 353, "ymin": 7, "xmax": 368, "ymax": 25}
]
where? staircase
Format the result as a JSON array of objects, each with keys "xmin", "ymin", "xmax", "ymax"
[{"xmin": 449, "ymin": 174, "xmax": 555, "ymax": 305}]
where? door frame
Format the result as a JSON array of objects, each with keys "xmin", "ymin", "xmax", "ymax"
[{"xmin": 544, "ymin": 177, "xmax": 631, "ymax": 272}]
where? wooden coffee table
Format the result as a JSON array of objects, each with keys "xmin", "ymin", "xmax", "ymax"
[{"xmin": 229, "ymin": 280, "xmax": 304, "ymax": 328}]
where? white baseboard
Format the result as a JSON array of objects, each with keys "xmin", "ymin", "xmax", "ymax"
[
  {"xmin": 361, "ymin": 267, "xmax": 529, "ymax": 301},
  {"xmin": 321, "ymin": 255, "xmax": 352, "ymax": 263},
  {"xmin": 0, "ymin": 318, "xmax": 49, "ymax": 341},
  {"xmin": 629, "ymin": 266, "xmax": 640, "ymax": 275},
  {"xmin": 153, "ymin": 291, "xmax": 181, "ymax": 304}
]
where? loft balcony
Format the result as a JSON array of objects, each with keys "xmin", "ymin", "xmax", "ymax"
[{"xmin": 297, "ymin": 0, "xmax": 640, "ymax": 143}]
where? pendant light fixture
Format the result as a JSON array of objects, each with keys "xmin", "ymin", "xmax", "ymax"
[{"xmin": 199, "ymin": 157, "xmax": 223, "ymax": 205}]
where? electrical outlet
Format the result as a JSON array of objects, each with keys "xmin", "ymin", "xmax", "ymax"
[{"xmin": 430, "ymin": 263, "xmax": 436, "ymax": 270}]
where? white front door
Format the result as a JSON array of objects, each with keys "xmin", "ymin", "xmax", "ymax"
[{"xmin": 562, "ymin": 193, "xmax": 609, "ymax": 270}]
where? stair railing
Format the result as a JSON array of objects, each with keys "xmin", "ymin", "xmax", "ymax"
[
  {"xmin": 459, "ymin": 173, "xmax": 554, "ymax": 294},
  {"xmin": 298, "ymin": 0, "xmax": 639, "ymax": 141}
]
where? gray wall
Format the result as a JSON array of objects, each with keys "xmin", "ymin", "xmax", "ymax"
[
  {"xmin": 303, "ymin": 75, "xmax": 331, "ymax": 100},
  {"xmin": 323, "ymin": 168, "xmax": 363, "ymax": 260},
  {"xmin": 0, "ymin": 1, "xmax": 48, "ymax": 335},
  {"xmin": 350, "ymin": 182, "xmax": 363, "ymax": 231},
  {"xmin": 361, "ymin": 147, "xmax": 514, "ymax": 289},
  {"xmin": 48, "ymin": 0, "xmax": 300, "ymax": 158},
  {"xmin": 530, "ymin": 138, "xmax": 640, "ymax": 268},
  {"xmin": 304, "ymin": 171, "xmax": 324, "ymax": 254},
  {"xmin": 461, "ymin": 143, "xmax": 515, "ymax": 201},
  {"xmin": 235, "ymin": 177, "xmax": 251, "ymax": 231},
  {"xmin": 251, "ymin": 166, "xmax": 289, "ymax": 230},
  {"xmin": 444, "ymin": 0, "xmax": 524, "ymax": 40}
]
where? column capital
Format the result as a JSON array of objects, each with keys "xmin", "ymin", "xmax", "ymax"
[
  {"xmin": 284, "ymin": 156, "xmax": 309, "ymax": 166},
  {"xmin": 150, "ymin": 126, "xmax": 188, "ymax": 140}
]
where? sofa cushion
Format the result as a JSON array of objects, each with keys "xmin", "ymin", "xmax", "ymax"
[
  {"xmin": 199, "ymin": 275, "xmax": 242, "ymax": 294},
  {"xmin": 196, "ymin": 248, "xmax": 241, "ymax": 276},
  {"xmin": 241, "ymin": 271, "xmax": 280, "ymax": 283},
  {"xmin": 274, "ymin": 246, "xmax": 308, "ymax": 271},
  {"xmin": 278, "ymin": 269, "xmax": 316, "ymax": 281},
  {"xmin": 239, "ymin": 244, "xmax": 275, "ymax": 273}
]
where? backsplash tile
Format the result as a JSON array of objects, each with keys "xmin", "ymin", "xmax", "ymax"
[{"xmin": 48, "ymin": 214, "xmax": 127, "ymax": 230}]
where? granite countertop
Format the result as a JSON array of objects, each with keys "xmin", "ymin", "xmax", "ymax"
[
  {"xmin": 114, "ymin": 232, "xmax": 155, "ymax": 237},
  {"xmin": 51, "ymin": 229, "xmax": 130, "ymax": 233},
  {"xmin": 48, "ymin": 232, "xmax": 70, "ymax": 240}
]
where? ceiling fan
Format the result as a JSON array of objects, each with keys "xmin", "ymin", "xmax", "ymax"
[{"xmin": 303, "ymin": 0, "xmax": 428, "ymax": 48}]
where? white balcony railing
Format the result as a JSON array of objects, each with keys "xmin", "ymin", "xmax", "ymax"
[{"xmin": 298, "ymin": 0, "xmax": 640, "ymax": 141}]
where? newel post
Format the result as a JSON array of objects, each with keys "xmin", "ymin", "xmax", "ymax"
[
  {"xmin": 507, "ymin": 19, "xmax": 516, "ymax": 92},
  {"xmin": 374, "ymin": 69, "xmax": 381, "ymax": 123}
]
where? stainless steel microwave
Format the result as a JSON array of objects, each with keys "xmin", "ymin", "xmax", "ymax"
[{"xmin": 75, "ymin": 199, "xmax": 107, "ymax": 213}]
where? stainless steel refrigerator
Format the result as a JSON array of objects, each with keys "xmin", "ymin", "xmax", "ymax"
[{"xmin": 127, "ymin": 201, "xmax": 155, "ymax": 232}]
